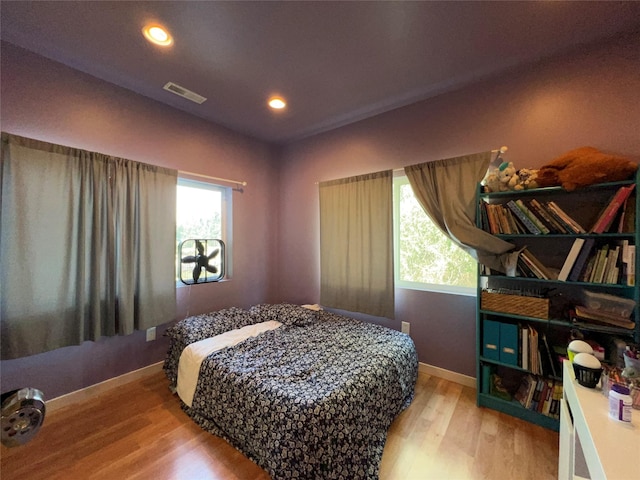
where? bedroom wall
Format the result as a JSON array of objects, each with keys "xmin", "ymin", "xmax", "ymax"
[
  {"xmin": 2, "ymin": 32, "xmax": 639, "ymax": 399},
  {"xmin": 276, "ymin": 33, "xmax": 640, "ymax": 377},
  {"xmin": 0, "ymin": 42, "xmax": 281, "ymax": 399}
]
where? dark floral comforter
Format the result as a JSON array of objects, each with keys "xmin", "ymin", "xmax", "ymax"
[{"xmin": 164, "ymin": 304, "xmax": 418, "ymax": 480}]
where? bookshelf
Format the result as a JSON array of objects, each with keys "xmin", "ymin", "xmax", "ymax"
[{"xmin": 475, "ymin": 172, "xmax": 639, "ymax": 431}]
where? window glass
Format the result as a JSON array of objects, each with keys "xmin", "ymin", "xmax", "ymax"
[
  {"xmin": 176, "ymin": 178, "xmax": 231, "ymax": 282},
  {"xmin": 393, "ymin": 175, "xmax": 476, "ymax": 296}
]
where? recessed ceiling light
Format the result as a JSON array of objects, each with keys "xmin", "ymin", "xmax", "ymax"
[
  {"xmin": 142, "ymin": 24, "xmax": 173, "ymax": 46},
  {"xmin": 268, "ymin": 97, "xmax": 286, "ymax": 110}
]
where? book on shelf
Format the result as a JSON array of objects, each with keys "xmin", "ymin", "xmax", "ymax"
[
  {"xmin": 514, "ymin": 374, "xmax": 561, "ymax": 419},
  {"xmin": 590, "ymin": 245, "xmax": 610, "ymax": 283},
  {"xmin": 514, "ymin": 374, "xmax": 535, "ymax": 407},
  {"xmin": 479, "ymin": 200, "xmax": 489, "ymax": 231},
  {"xmin": 506, "ymin": 208, "xmax": 523, "ymax": 234},
  {"xmin": 541, "ymin": 379, "xmax": 555, "ymax": 415},
  {"xmin": 568, "ymin": 238, "xmax": 596, "ymax": 282},
  {"xmin": 515, "ymin": 199, "xmax": 550, "ymax": 234},
  {"xmin": 506, "ymin": 200, "xmax": 541, "ymax": 234},
  {"xmin": 616, "ymin": 195, "xmax": 631, "ymax": 233},
  {"xmin": 485, "ymin": 204, "xmax": 504, "ymax": 234},
  {"xmin": 520, "ymin": 324, "xmax": 529, "ymax": 370},
  {"xmin": 619, "ymin": 192, "xmax": 636, "ymax": 233},
  {"xmin": 530, "ymin": 378, "xmax": 545, "ymax": 412},
  {"xmin": 529, "ymin": 326, "xmax": 539, "ymax": 375},
  {"xmin": 623, "ymin": 244, "xmax": 635, "ymax": 286},
  {"xmin": 520, "ymin": 247, "xmax": 555, "ymax": 280},
  {"xmin": 579, "ymin": 254, "xmax": 597, "ymax": 283},
  {"xmin": 602, "ymin": 245, "xmax": 621, "ymax": 284},
  {"xmin": 541, "ymin": 333, "xmax": 559, "ymax": 378},
  {"xmin": 558, "ymin": 238, "xmax": 585, "ymax": 281},
  {"xmin": 590, "ymin": 184, "xmax": 636, "ymax": 233},
  {"xmin": 528, "ymin": 199, "xmax": 567, "ymax": 234},
  {"xmin": 545, "ymin": 201, "xmax": 586, "ymax": 234},
  {"xmin": 549, "ymin": 382, "xmax": 563, "ymax": 419},
  {"xmin": 537, "ymin": 379, "xmax": 552, "ymax": 414},
  {"xmin": 571, "ymin": 305, "xmax": 636, "ymax": 330},
  {"xmin": 516, "ymin": 256, "xmax": 537, "ymax": 278},
  {"xmin": 497, "ymin": 205, "xmax": 513, "ymax": 234}
]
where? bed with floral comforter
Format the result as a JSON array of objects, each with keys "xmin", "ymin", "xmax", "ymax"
[{"xmin": 163, "ymin": 304, "xmax": 418, "ymax": 480}]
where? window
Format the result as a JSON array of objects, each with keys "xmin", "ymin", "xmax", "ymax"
[
  {"xmin": 393, "ymin": 175, "xmax": 476, "ymax": 295},
  {"xmin": 176, "ymin": 178, "xmax": 232, "ymax": 283}
]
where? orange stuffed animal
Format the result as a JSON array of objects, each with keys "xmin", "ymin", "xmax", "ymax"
[{"xmin": 536, "ymin": 147, "xmax": 637, "ymax": 191}]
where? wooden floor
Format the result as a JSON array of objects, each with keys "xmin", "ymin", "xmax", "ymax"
[{"xmin": 1, "ymin": 371, "xmax": 559, "ymax": 480}]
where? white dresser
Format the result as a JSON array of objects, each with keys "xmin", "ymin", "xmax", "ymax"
[{"xmin": 559, "ymin": 360, "xmax": 639, "ymax": 479}]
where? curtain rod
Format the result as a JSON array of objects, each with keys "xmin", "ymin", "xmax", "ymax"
[
  {"xmin": 321, "ymin": 146, "xmax": 509, "ymax": 182},
  {"xmin": 178, "ymin": 170, "xmax": 247, "ymax": 187},
  {"xmin": 392, "ymin": 146, "xmax": 508, "ymax": 172}
]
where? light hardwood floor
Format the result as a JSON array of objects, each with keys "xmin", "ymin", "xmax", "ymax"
[{"xmin": 1, "ymin": 371, "xmax": 559, "ymax": 480}]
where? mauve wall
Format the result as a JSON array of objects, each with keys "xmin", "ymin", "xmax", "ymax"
[
  {"xmin": 0, "ymin": 42, "xmax": 280, "ymax": 398},
  {"xmin": 2, "ymin": 33, "xmax": 639, "ymax": 399},
  {"xmin": 276, "ymin": 33, "xmax": 640, "ymax": 377}
]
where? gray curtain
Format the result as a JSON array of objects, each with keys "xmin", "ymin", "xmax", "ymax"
[
  {"xmin": 404, "ymin": 152, "xmax": 515, "ymax": 272},
  {"xmin": 319, "ymin": 170, "xmax": 394, "ymax": 319},
  {"xmin": 0, "ymin": 133, "xmax": 177, "ymax": 359}
]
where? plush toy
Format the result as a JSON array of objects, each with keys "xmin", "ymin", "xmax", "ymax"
[
  {"xmin": 483, "ymin": 161, "xmax": 518, "ymax": 192},
  {"xmin": 513, "ymin": 168, "xmax": 539, "ymax": 191},
  {"xmin": 483, "ymin": 171, "xmax": 501, "ymax": 193},
  {"xmin": 536, "ymin": 146, "xmax": 638, "ymax": 191},
  {"xmin": 498, "ymin": 162, "xmax": 518, "ymax": 191}
]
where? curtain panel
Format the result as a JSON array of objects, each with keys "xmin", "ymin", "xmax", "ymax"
[
  {"xmin": 404, "ymin": 151, "xmax": 515, "ymax": 272},
  {"xmin": 319, "ymin": 170, "xmax": 394, "ymax": 319},
  {"xmin": 0, "ymin": 133, "xmax": 177, "ymax": 359}
]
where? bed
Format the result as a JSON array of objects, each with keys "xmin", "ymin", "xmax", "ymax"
[{"xmin": 163, "ymin": 304, "xmax": 418, "ymax": 480}]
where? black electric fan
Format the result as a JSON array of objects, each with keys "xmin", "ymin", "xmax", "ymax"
[
  {"xmin": 179, "ymin": 239, "xmax": 225, "ymax": 285},
  {"xmin": 1, "ymin": 388, "xmax": 45, "ymax": 447}
]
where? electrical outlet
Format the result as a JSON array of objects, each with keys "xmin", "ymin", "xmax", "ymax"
[
  {"xmin": 401, "ymin": 321, "xmax": 410, "ymax": 335},
  {"xmin": 146, "ymin": 327, "xmax": 156, "ymax": 342}
]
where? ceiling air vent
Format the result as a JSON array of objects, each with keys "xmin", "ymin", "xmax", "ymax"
[{"xmin": 163, "ymin": 82, "xmax": 207, "ymax": 104}]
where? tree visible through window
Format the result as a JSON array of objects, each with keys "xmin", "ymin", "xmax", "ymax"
[
  {"xmin": 176, "ymin": 178, "xmax": 230, "ymax": 282},
  {"xmin": 394, "ymin": 176, "xmax": 476, "ymax": 295}
]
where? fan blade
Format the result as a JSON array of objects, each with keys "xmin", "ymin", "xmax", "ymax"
[
  {"xmin": 182, "ymin": 256, "xmax": 197, "ymax": 263},
  {"xmin": 193, "ymin": 266, "xmax": 201, "ymax": 283},
  {"xmin": 205, "ymin": 265, "xmax": 218, "ymax": 274},
  {"xmin": 207, "ymin": 248, "xmax": 220, "ymax": 260},
  {"xmin": 195, "ymin": 240, "xmax": 205, "ymax": 256}
]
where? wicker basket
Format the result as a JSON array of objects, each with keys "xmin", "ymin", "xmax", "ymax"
[
  {"xmin": 481, "ymin": 291, "xmax": 549, "ymax": 319},
  {"xmin": 573, "ymin": 363, "xmax": 603, "ymax": 389}
]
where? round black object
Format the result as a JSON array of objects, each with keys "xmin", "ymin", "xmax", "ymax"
[{"xmin": 1, "ymin": 387, "xmax": 46, "ymax": 447}]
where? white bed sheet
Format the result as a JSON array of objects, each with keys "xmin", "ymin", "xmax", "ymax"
[{"xmin": 177, "ymin": 320, "xmax": 282, "ymax": 407}]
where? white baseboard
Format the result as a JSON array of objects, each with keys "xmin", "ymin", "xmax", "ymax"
[
  {"xmin": 418, "ymin": 362, "xmax": 476, "ymax": 389},
  {"xmin": 46, "ymin": 361, "xmax": 164, "ymax": 412},
  {"xmin": 46, "ymin": 360, "xmax": 473, "ymax": 412}
]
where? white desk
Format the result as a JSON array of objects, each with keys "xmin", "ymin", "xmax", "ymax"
[{"xmin": 559, "ymin": 360, "xmax": 639, "ymax": 480}]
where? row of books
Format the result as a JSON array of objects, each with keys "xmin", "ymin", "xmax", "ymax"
[
  {"xmin": 483, "ymin": 320, "xmax": 559, "ymax": 378},
  {"xmin": 480, "ymin": 183, "xmax": 636, "ymax": 236},
  {"xmin": 514, "ymin": 375, "xmax": 563, "ymax": 419},
  {"xmin": 479, "ymin": 198, "xmax": 584, "ymax": 235},
  {"xmin": 590, "ymin": 184, "xmax": 636, "ymax": 235},
  {"xmin": 520, "ymin": 325, "xmax": 559, "ymax": 377},
  {"xmin": 559, "ymin": 240, "xmax": 635, "ymax": 286},
  {"xmin": 571, "ymin": 306, "xmax": 636, "ymax": 330},
  {"xmin": 516, "ymin": 247, "xmax": 555, "ymax": 280}
]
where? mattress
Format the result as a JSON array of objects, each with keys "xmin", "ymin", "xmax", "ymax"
[{"xmin": 164, "ymin": 304, "xmax": 418, "ymax": 479}]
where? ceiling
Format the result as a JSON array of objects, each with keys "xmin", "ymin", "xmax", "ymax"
[{"xmin": 2, "ymin": 1, "xmax": 640, "ymax": 145}]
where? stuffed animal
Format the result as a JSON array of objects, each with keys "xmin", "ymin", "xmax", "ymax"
[
  {"xmin": 483, "ymin": 161, "xmax": 519, "ymax": 192},
  {"xmin": 483, "ymin": 171, "xmax": 501, "ymax": 193},
  {"xmin": 536, "ymin": 147, "xmax": 638, "ymax": 191},
  {"xmin": 513, "ymin": 168, "xmax": 539, "ymax": 191},
  {"xmin": 498, "ymin": 162, "xmax": 518, "ymax": 191}
]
